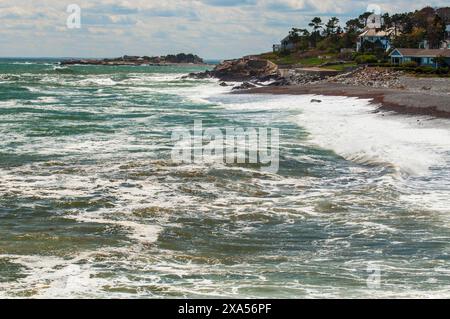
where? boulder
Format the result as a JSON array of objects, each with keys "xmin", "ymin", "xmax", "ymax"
[
  {"xmin": 185, "ymin": 71, "xmax": 212, "ymax": 79},
  {"xmin": 268, "ymin": 78, "xmax": 290, "ymax": 86},
  {"xmin": 192, "ymin": 57, "xmax": 279, "ymax": 82},
  {"xmin": 232, "ymin": 82, "xmax": 257, "ymax": 90}
]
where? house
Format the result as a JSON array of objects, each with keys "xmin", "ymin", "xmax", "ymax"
[
  {"xmin": 280, "ymin": 35, "xmax": 296, "ymax": 52},
  {"xmin": 442, "ymin": 25, "xmax": 450, "ymax": 49},
  {"xmin": 357, "ymin": 27, "xmax": 397, "ymax": 52},
  {"xmin": 273, "ymin": 35, "xmax": 296, "ymax": 53},
  {"xmin": 390, "ymin": 48, "xmax": 450, "ymax": 68},
  {"xmin": 273, "ymin": 44, "xmax": 281, "ymax": 52}
]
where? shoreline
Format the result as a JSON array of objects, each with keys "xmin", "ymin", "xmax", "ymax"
[{"xmin": 239, "ymin": 82, "xmax": 450, "ymax": 119}]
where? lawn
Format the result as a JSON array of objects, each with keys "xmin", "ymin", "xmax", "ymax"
[
  {"xmin": 258, "ymin": 51, "xmax": 347, "ymax": 68},
  {"xmin": 324, "ymin": 63, "xmax": 357, "ymax": 71}
]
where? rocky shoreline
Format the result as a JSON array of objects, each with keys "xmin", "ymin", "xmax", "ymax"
[
  {"xmin": 61, "ymin": 54, "xmax": 205, "ymax": 66},
  {"xmin": 187, "ymin": 56, "xmax": 336, "ymax": 90},
  {"xmin": 188, "ymin": 57, "xmax": 450, "ymax": 118},
  {"xmin": 187, "ymin": 56, "xmax": 279, "ymax": 82},
  {"xmin": 240, "ymin": 81, "xmax": 450, "ymax": 118}
]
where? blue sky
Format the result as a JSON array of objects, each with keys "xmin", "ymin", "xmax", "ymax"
[{"xmin": 0, "ymin": 0, "xmax": 448, "ymax": 59}]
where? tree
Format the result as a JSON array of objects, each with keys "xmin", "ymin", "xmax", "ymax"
[
  {"xmin": 426, "ymin": 15, "xmax": 445, "ymax": 48},
  {"xmin": 343, "ymin": 18, "xmax": 363, "ymax": 48},
  {"xmin": 390, "ymin": 13, "xmax": 405, "ymax": 37},
  {"xmin": 308, "ymin": 17, "xmax": 323, "ymax": 47},
  {"xmin": 288, "ymin": 28, "xmax": 301, "ymax": 41},
  {"xmin": 325, "ymin": 17, "xmax": 340, "ymax": 37},
  {"xmin": 346, "ymin": 18, "xmax": 364, "ymax": 32},
  {"xmin": 434, "ymin": 55, "xmax": 449, "ymax": 67},
  {"xmin": 359, "ymin": 12, "xmax": 374, "ymax": 27},
  {"xmin": 382, "ymin": 13, "xmax": 392, "ymax": 30}
]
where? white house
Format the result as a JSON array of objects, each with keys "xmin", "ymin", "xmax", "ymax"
[{"xmin": 357, "ymin": 27, "xmax": 396, "ymax": 52}]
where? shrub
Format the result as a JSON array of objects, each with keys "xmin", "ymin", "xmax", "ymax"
[
  {"xmin": 338, "ymin": 51, "xmax": 354, "ymax": 61},
  {"xmin": 436, "ymin": 67, "xmax": 449, "ymax": 75},
  {"xmin": 434, "ymin": 56, "xmax": 449, "ymax": 67},
  {"xmin": 374, "ymin": 62, "xmax": 394, "ymax": 67},
  {"xmin": 415, "ymin": 66, "xmax": 436, "ymax": 74},
  {"xmin": 402, "ymin": 61, "xmax": 418, "ymax": 68},
  {"xmin": 355, "ymin": 54, "xmax": 378, "ymax": 64}
]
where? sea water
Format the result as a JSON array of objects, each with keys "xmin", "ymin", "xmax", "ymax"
[{"xmin": 0, "ymin": 59, "xmax": 449, "ymax": 298}]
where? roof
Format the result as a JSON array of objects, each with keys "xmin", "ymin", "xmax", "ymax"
[
  {"xmin": 390, "ymin": 48, "xmax": 450, "ymax": 58},
  {"xmin": 359, "ymin": 28, "xmax": 395, "ymax": 38},
  {"xmin": 281, "ymin": 35, "xmax": 293, "ymax": 44}
]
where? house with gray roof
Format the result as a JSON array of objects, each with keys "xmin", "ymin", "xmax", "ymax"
[{"xmin": 390, "ymin": 48, "xmax": 450, "ymax": 68}]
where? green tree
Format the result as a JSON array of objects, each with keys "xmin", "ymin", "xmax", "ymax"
[
  {"xmin": 434, "ymin": 55, "xmax": 449, "ymax": 67},
  {"xmin": 325, "ymin": 17, "xmax": 340, "ymax": 37},
  {"xmin": 343, "ymin": 18, "xmax": 363, "ymax": 48},
  {"xmin": 308, "ymin": 17, "xmax": 323, "ymax": 47},
  {"xmin": 426, "ymin": 15, "xmax": 445, "ymax": 48},
  {"xmin": 359, "ymin": 12, "xmax": 373, "ymax": 27}
]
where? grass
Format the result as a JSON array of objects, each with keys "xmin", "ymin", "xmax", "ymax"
[
  {"xmin": 325, "ymin": 63, "xmax": 357, "ymax": 71},
  {"xmin": 258, "ymin": 51, "xmax": 349, "ymax": 69}
]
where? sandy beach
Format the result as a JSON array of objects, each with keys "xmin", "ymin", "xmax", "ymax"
[{"xmin": 242, "ymin": 75, "xmax": 450, "ymax": 118}]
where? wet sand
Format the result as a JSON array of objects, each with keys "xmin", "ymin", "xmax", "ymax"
[{"xmin": 241, "ymin": 78, "xmax": 450, "ymax": 118}]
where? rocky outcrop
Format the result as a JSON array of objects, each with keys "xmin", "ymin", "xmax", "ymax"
[
  {"xmin": 273, "ymin": 69, "xmax": 328, "ymax": 86},
  {"xmin": 214, "ymin": 58, "xmax": 279, "ymax": 81},
  {"xmin": 190, "ymin": 57, "xmax": 280, "ymax": 82},
  {"xmin": 328, "ymin": 66, "xmax": 405, "ymax": 89},
  {"xmin": 232, "ymin": 82, "xmax": 257, "ymax": 90},
  {"xmin": 61, "ymin": 54, "xmax": 205, "ymax": 66},
  {"xmin": 188, "ymin": 57, "xmax": 406, "ymax": 92}
]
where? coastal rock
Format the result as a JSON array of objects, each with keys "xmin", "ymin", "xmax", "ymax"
[
  {"xmin": 328, "ymin": 66, "xmax": 404, "ymax": 89},
  {"xmin": 184, "ymin": 71, "xmax": 212, "ymax": 79},
  {"xmin": 232, "ymin": 82, "xmax": 257, "ymax": 90},
  {"xmin": 274, "ymin": 69, "xmax": 329, "ymax": 86},
  {"xmin": 193, "ymin": 57, "xmax": 279, "ymax": 82},
  {"xmin": 268, "ymin": 78, "xmax": 290, "ymax": 86}
]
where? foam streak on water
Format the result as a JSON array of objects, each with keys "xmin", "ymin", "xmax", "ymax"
[{"xmin": 0, "ymin": 59, "xmax": 449, "ymax": 298}]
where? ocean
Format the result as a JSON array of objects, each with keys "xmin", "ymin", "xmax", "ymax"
[{"xmin": 0, "ymin": 58, "xmax": 449, "ymax": 298}]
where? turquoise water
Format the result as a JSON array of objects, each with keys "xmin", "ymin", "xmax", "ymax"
[{"xmin": 0, "ymin": 59, "xmax": 450, "ymax": 298}]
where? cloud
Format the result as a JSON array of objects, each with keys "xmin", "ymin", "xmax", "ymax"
[
  {"xmin": 83, "ymin": 14, "xmax": 137, "ymax": 26},
  {"xmin": 0, "ymin": 0, "xmax": 448, "ymax": 59},
  {"xmin": 202, "ymin": 0, "xmax": 257, "ymax": 6},
  {"xmin": 89, "ymin": 3, "xmax": 140, "ymax": 15}
]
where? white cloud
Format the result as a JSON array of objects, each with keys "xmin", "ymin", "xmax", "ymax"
[{"xmin": 0, "ymin": 0, "xmax": 448, "ymax": 58}]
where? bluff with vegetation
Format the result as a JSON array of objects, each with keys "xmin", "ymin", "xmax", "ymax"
[
  {"xmin": 195, "ymin": 6, "xmax": 450, "ymax": 86},
  {"xmin": 277, "ymin": 7, "xmax": 448, "ymax": 54},
  {"xmin": 259, "ymin": 6, "xmax": 449, "ymax": 73}
]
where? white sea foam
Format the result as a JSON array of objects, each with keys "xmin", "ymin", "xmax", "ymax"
[
  {"xmin": 37, "ymin": 96, "xmax": 60, "ymax": 103},
  {"xmin": 67, "ymin": 214, "xmax": 162, "ymax": 244},
  {"xmin": 293, "ymin": 95, "xmax": 450, "ymax": 176},
  {"xmin": 75, "ymin": 78, "xmax": 118, "ymax": 86},
  {"xmin": 2, "ymin": 71, "xmax": 450, "ymax": 299},
  {"xmin": 210, "ymin": 93, "xmax": 450, "ymax": 177}
]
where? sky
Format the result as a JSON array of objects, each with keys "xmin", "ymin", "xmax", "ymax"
[{"xmin": 0, "ymin": 0, "xmax": 448, "ymax": 59}]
